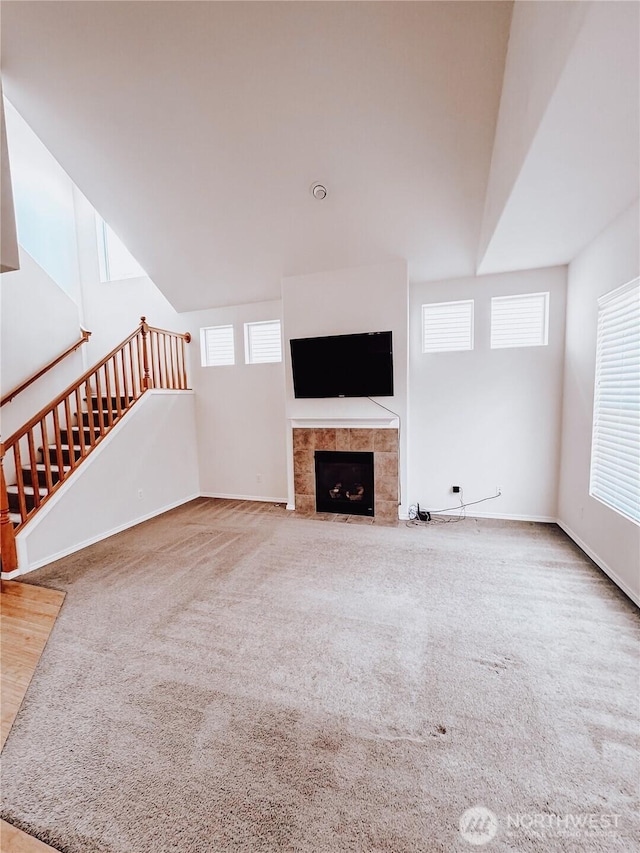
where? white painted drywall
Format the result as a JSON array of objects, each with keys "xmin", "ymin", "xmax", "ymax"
[
  {"xmin": 479, "ymin": 1, "xmax": 639, "ymax": 275},
  {"xmin": 4, "ymin": 99, "xmax": 80, "ymax": 301},
  {"xmin": 558, "ymin": 202, "xmax": 640, "ymax": 603},
  {"xmin": 0, "ymin": 247, "xmax": 84, "ymax": 444},
  {"xmin": 478, "ymin": 0, "xmax": 587, "ymax": 266},
  {"xmin": 17, "ymin": 390, "xmax": 199, "ymax": 572},
  {"xmin": 73, "ymin": 188, "xmax": 183, "ymax": 365},
  {"xmin": 1, "ymin": 2, "xmax": 511, "ymax": 309},
  {"xmin": 180, "ymin": 300, "xmax": 288, "ymax": 503},
  {"xmin": 409, "ymin": 266, "xmax": 567, "ymax": 521},
  {"xmin": 282, "ymin": 261, "xmax": 409, "ymax": 515},
  {"xmin": 1, "ymin": 89, "xmax": 19, "ymax": 273}
]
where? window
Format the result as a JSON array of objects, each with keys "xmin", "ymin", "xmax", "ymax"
[
  {"xmin": 96, "ymin": 215, "xmax": 146, "ymax": 281},
  {"xmin": 422, "ymin": 300, "xmax": 474, "ymax": 353},
  {"xmin": 200, "ymin": 325, "xmax": 235, "ymax": 366},
  {"xmin": 244, "ymin": 320, "xmax": 282, "ymax": 364},
  {"xmin": 590, "ymin": 277, "xmax": 640, "ymax": 524},
  {"xmin": 490, "ymin": 292, "xmax": 549, "ymax": 349}
]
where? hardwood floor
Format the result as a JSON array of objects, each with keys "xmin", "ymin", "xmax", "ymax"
[
  {"xmin": 0, "ymin": 821, "xmax": 60, "ymax": 853},
  {"xmin": 1, "ymin": 580, "xmax": 65, "ymax": 853}
]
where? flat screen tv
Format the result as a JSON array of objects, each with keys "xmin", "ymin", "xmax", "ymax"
[{"xmin": 290, "ymin": 331, "xmax": 394, "ymax": 398}]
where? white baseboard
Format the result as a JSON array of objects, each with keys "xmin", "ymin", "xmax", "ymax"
[
  {"xmin": 1, "ymin": 566, "xmax": 22, "ymax": 580},
  {"xmin": 4, "ymin": 493, "xmax": 200, "ymax": 578},
  {"xmin": 436, "ymin": 510, "xmax": 557, "ymax": 523},
  {"xmin": 200, "ymin": 492, "xmax": 288, "ymax": 504},
  {"xmin": 556, "ymin": 520, "xmax": 639, "ymax": 607}
]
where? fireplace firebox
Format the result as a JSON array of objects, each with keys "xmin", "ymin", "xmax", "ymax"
[{"xmin": 314, "ymin": 451, "xmax": 374, "ymax": 516}]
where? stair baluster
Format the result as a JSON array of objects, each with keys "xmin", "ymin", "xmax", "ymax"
[
  {"xmin": 0, "ymin": 447, "xmax": 18, "ymax": 572},
  {"xmin": 0, "ymin": 318, "xmax": 191, "ymax": 573}
]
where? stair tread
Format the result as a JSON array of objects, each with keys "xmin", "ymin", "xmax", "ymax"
[
  {"xmin": 46, "ymin": 444, "xmax": 82, "ymax": 451},
  {"xmin": 7, "ymin": 484, "xmax": 48, "ymax": 496},
  {"xmin": 31, "ymin": 463, "xmax": 71, "ymax": 472},
  {"xmin": 9, "ymin": 512, "xmax": 22, "ymax": 525}
]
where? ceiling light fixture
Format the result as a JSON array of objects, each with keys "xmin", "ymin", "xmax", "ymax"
[{"xmin": 311, "ymin": 182, "xmax": 327, "ymax": 200}]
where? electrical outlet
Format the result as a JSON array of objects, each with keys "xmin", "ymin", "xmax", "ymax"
[
  {"xmin": 138, "ymin": 489, "xmax": 143, "ymax": 500},
  {"xmin": 496, "ymin": 485, "xmax": 502, "ymax": 496},
  {"xmin": 452, "ymin": 485, "xmax": 461, "ymax": 494},
  {"xmin": 256, "ymin": 473, "xmax": 262, "ymax": 484}
]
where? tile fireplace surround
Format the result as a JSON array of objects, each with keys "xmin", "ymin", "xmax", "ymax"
[{"xmin": 292, "ymin": 427, "xmax": 399, "ymax": 523}]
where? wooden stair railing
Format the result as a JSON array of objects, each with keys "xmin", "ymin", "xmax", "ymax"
[
  {"xmin": 0, "ymin": 317, "xmax": 191, "ymax": 573},
  {"xmin": 1, "ymin": 329, "xmax": 92, "ymax": 407}
]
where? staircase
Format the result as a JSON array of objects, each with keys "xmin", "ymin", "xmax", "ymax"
[
  {"xmin": 0, "ymin": 318, "xmax": 191, "ymax": 573},
  {"xmin": 6, "ymin": 393, "xmax": 129, "ymax": 523}
]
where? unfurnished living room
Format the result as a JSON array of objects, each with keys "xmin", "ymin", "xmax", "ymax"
[{"xmin": 0, "ymin": 1, "xmax": 638, "ymax": 852}]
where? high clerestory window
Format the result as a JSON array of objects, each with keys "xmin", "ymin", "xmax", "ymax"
[
  {"xmin": 422, "ymin": 300, "xmax": 474, "ymax": 353},
  {"xmin": 96, "ymin": 215, "xmax": 146, "ymax": 282},
  {"xmin": 490, "ymin": 292, "xmax": 549, "ymax": 349},
  {"xmin": 244, "ymin": 320, "xmax": 282, "ymax": 364},
  {"xmin": 200, "ymin": 325, "xmax": 235, "ymax": 367}
]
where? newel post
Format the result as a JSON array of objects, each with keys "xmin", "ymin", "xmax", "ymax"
[
  {"xmin": 0, "ymin": 443, "xmax": 18, "ymax": 574},
  {"xmin": 140, "ymin": 316, "xmax": 151, "ymax": 391}
]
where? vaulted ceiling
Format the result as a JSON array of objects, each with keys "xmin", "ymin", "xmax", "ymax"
[{"xmin": 1, "ymin": 1, "xmax": 638, "ymax": 311}]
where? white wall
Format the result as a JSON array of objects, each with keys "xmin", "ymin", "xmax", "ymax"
[
  {"xmin": 479, "ymin": 1, "xmax": 639, "ymax": 276},
  {"xmin": 15, "ymin": 390, "xmax": 199, "ymax": 572},
  {"xmin": 181, "ymin": 300, "xmax": 288, "ymax": 503},
  {"xmin": 478, "ymin": 0, "xmax": 587, "ymax": 266},
  {"xmin": 1, "ymin": 89, "xmax": 19, "ymax": 273},
  {"xmin": 558, "ymin": 201, "xmax": 640, "ymax": 604},
  {"xmin": 73, "ymin": 189, "xmax": 183, "ymax": 364},
  {"xmin": 282, "ymin": 261, "xmax": 409, "ymax": 515},
  {"xmin": 409, "ymin": 266, "xmax": 567, "ymax": 521},
  {"xmin": 0, "ymin": 247, "xmax": 84, "ymax": 444},
  {"xmin": 4, "ymin": 99, "xmax": 80, "ymax": 301}
]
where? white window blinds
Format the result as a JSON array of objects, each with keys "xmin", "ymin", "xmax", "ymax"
[
  {"xmin": 200, "ymin": 325, "xmax": 235, "ymax": 366},
  {"xmin": 490, "ymin": 292, "xmax": 549, "ymax": 349},
  {"xmin": 590, "ymin": 277, "xmax": 640, "ymax": 524},
  {"xmin": 422, "ymin": 300, "xmax": 474, "ymax": 353},
  {"xmin": 244, "ymin": 320, "xmax": 282, "ymax": 364}
]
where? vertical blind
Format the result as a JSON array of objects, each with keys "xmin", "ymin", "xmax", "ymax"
[
  {"xmin": 590, "ymin": 277, "xmax": 640, "ymax": 524},
  {"xmin": 200, "ymin": 325, "xmax": 235, "ymax": 366},
  {"xmin": 422, "ymin": 300, "xmax": 474, "ymax": 352},
  {"xmin": 490, "ymin": 292, "xmax": 549, "ymax": 349},
  {"xmin": 245, "ymin": 320, "xmax": 282, "ymax": 364}
]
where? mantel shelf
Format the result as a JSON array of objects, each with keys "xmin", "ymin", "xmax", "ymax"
[{"xmin": 290, "ymin": 417, "xmax": 398, "ymax": 430}]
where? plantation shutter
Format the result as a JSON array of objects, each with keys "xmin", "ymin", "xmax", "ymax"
[
  {"xmin": 200, "ymin": 325, "xmax": 235, "ymax": 366},
  {"xmin": 245, "ymin": 320, "xmax": 282, "ymax": 363},
  {"xmin": 490, "ymin": 292, "xmax": 549, "ymax": 348},
  {"xmin": 590, "ymin": 277, "xmax": 640, "ymax": 523},
  {"xmin": 422, "ymin": 300, "xmax": 474, "ymax": 352}
]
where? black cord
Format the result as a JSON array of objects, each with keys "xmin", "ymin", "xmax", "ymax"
[
  {"xmin": 428, "ymin": 491, "xmax": 501, "ymax": 514},
  {"xmin": 367, "ymin": 396, "xmax": 402, "ymax": 505},
  {"xmin": 406, "ymin": 490, "xmax": 501, "ymax": 527},
  {"xmin": 366, "ymin": 397, "xmax": 400, "ymax": 421}
]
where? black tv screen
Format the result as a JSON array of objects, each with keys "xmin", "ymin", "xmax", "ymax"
[{"xmin": 290, "ymin": 331, "xmax": 394, "ymax": 398}]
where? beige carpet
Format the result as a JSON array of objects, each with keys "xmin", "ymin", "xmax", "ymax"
[{"xmin": 1, "ymin": 499, "xmax": 638, "ymax": 852}]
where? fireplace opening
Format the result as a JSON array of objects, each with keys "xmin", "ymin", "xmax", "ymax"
[{"xmin": 314, "ymin": 450, "xmax": 374, "ymax": 516}]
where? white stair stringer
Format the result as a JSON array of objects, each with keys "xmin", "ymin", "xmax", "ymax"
[{"xmin": 6, "ymin": 390, "xmax": 199, "ymax": 578}]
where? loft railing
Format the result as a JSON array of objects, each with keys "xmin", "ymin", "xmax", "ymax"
[
  {"xmin": 0, "ymin": 317, "xmax": 191, "ymax": 573},
  {"xmin": 1, "ymin": 329, "xmax": 92, "ymax": 407}
]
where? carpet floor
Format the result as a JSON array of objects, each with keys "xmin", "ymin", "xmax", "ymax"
[{"xmin": 1, "ymin": 498, "xmax": 638, "ymax": 852}]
